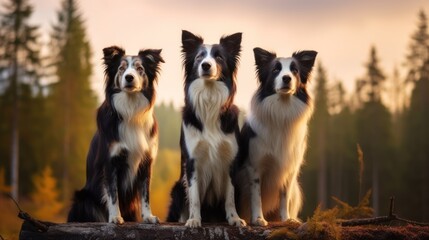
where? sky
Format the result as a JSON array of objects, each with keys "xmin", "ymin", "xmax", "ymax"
[{"xmin": 30, "ymin": 0, "xmax": 429, "ymax": 110}]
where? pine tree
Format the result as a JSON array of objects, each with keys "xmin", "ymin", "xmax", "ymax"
[
  {"xmin": 48, "ymin": 0, "xmax": 97, "ymax": 201},
  {"xmin": 31, "ymin": 166, "xmax": 63, "ymax": 221},
  {"xmin": 0, "ymin": 0, "xmax": 41, "ymax": 200},
  {"xmin": 302, "ymin": 63, "xmax": 330, "ymax": 217},
  {"xmin": 403, "ymin": 10, "xmax": 429, "ymax": 221},
  {"xmin": 308, "ymin": 63, "xmax": 330, "ymax": 208},
  {"xmin": 355, "ymin": 46, "xmax": 393, "ymax": 216},
  {"xmin": 405, "ymin": 10, "xmax": 429, "ymax": 84},
  {"xmin": 327, "ymin": 81, "xmax": 361, "ymax": 206}
]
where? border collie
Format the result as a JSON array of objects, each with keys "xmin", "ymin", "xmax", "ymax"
[
  {"xmin": 235, "ymin": 47, "xmax": 317, "ymax": 226},
  {"xmin": 67, "ymin": 46, "xmax": 164, "ymax": 224},
  {"xmin": 167, "ymin": 30, "xmax": 246, "ymax": 228}
]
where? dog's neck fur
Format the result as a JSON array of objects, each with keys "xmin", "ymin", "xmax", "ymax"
[
  {"xmin": 188, "ymin": 78, "xmax": 229, "ymax": 131},
  {"xmin": 112, "ymin": 91, "xmax": 152, "ymax": 125},
  {"xmin": 250, "ymin": 93, "xmax": 313, "ymax": 136}
]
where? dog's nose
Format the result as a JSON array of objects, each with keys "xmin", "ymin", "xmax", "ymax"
[
  {"xmin": 125, "ymin": 74, "xmax": 134, "ymax": 83},
  {"xmin": 282, "ymin": 75, "xmax": 291, "ymax": 84},
  {"xmin": 202, "ymin": 62, "xmax": 211, "ymax": 71}
]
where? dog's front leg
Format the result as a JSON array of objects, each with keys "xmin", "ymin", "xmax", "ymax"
[
  {"xmin": 141, "ymin": 158, "xmax": 159, "ymax": 224},
  {"xmin": 248, "ymin": 165, "xmax": 268, "ymax": 226},
  {"xmin": 107, "ymin": 147, "xmax": 125, "ymax": 224},
  {"xmin": 279, "ymin": 185, "xmax": 289, "ymax": 221},
  {"xmin": 225, "ymin": 176, "xmax": 246, "ymax": 227},
  {"xmin": 185, "ymin": 160, "xmax": 202, "ymax": 228}
]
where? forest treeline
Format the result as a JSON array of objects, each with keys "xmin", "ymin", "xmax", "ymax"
[{"xmin": 0, "ymin": 1, "xmax": 428, "ymax": 233}]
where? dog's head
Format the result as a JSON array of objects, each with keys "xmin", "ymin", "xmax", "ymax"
[
  {"xmin": 253, "ymin": 47, "xmax": 317, "ymax": 98},
  {"xmin": 103, "ymin": 46, "xmax": 164, "ymax": 94},
  {"xmin": 181, "ymin": 30, "xmax": 242, "ymax": 82}
]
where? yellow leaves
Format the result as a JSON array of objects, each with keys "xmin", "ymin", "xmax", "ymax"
[{"xmin": 31, "ymin": 166, "xmax": 63, "ymax": 221}]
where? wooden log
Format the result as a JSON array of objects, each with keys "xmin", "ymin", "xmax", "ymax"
[
  {"xmin": 19, "ymin": 221, "xmax": 286, "ymax": 240},
  {"xmin": 19, "ymin": 220, "xmax": 429, "ymax": 240}
]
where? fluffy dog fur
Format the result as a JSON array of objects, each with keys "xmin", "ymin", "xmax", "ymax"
[
  {"xmin": 235, "ymin": 47, "xmax": 317, "ymax": 226},
  {"xmin": 167, "ymin": 30, "xmax": 246, "ymax": 228},
  {"xmin": 67, "ymin": 46, "xmax": 164, "ymax": 224}
]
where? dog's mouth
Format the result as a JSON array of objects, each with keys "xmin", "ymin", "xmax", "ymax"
[
  {"xmin": 277, "ymin": 86, "xmax": 293, "ymax": 94},
  {"xmin": 123, "ymin": 84, "xmax": 139, "ymax": 92},
  {"xmin": 201, "ymin": 72, "xmax": 218, "ymax": 81}
]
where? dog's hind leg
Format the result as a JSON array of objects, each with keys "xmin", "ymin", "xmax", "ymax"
[
  {"xmin": 166, "ymin": 180, "xmax": 188, "ymax": 222},
  {"xmin": 67, "ymin": 189, "xmax": 108, "ymax": 222}
]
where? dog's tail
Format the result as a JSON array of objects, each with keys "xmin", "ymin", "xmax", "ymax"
[
  {"xmin": 166, "ymin": 180, "xmax": 186, "ymax": 222},
  {"xmin": 67, "ymin": 189, "xmax": 107, "ymax": 222}
]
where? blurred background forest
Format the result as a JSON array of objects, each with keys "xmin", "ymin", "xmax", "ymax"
[{"xmin": 0, "ymin": 0, "xmax": 429, "ymax": 239}]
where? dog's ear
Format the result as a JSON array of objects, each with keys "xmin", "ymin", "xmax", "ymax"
[
  {"xmin": 292, "ymin": 50, "xmax": 317, "ymax": 83},
  {"xmin": 253, "ymin": 47, "xmax": 276, "ymax": 82},
  {"xmin": 220, "ymin": 32, "xmax": 242, "ymax": 60},
  {"xmin": 182, "ymin": 30, "xmax": 203, "ymax": 54},
  {"xmin": 139, "ymin": 49, "xmax": 165, "ymax": 64},
  {"xmin": 254, "ymin": 47, "xmax": 276, "ymax": 67},
  {"xmin": 139, "ymin": 49, "xmax": 164, "ymax": 82},
  {"xmin": 103, "ymin": 46, "xmax": 125, "ymax": 66},
  {"xmin": 102, "ymin": 46, "xmax": 125, "ymax": 88}
]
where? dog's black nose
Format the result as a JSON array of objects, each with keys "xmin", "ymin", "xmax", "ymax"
[
  {"xmin": 202, "ymin": 62, "xmax": 211, "ymax": 71},
  {"xmin": 282, "ymin": 75, "xmax": 291, "ymax": 84},
  {"xmin": 125, "ymin": 74, "xmax": 134, "ymax": 83}
]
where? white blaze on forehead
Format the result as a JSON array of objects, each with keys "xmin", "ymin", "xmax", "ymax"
[
  {"xmin": 275, "ymin": 57, "xmax": 297, "ymax": 92},
  {"xmin": 198, "ymin": 45, "xmax": 218, "ymax": 80},
  {"xmin": 124, "ymin": 56, "xmax": 133, "ymax": 71},
  {"xmin": 202, "ymin": 45, "xmax": 213, "ymax": 57}
]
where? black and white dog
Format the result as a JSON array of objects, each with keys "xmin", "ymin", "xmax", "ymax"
[
  {"xmin": 235, "ymin": 47, "xmax": 317, "ymax": 226},
  {"xmin": 167, "ymin": 30, "xmax": 246, "ymax": 228},
  {"xmin": 67, "ymin": 46, "xmax": 164, "ymax": 224}
]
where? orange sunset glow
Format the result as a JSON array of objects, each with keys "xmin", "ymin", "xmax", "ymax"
[{"xmin": 33, "ymin": 0, "xmax": 429, "ymax": 109}]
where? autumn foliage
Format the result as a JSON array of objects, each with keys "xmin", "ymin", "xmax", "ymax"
[{"xmin": 30, "ymin": 166, "xmax": 63, "ymax": 222}]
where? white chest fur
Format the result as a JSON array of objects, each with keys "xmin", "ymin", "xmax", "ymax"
[
  {"xmin": 183, "ymin": 79, "xmax": 237, "ymax": 202},
  {"xmin": 248, "ymin": 94, "xmax": 313, "ymax": 185},
  {"xmin": 111, "ymin": 92, "xmax": 157, "ymax": 186}
]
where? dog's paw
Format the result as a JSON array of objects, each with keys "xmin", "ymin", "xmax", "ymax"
[
  {"xmin": 109, "ymin": 215, "xmax": 124, "ymax": 225},
  {"xmin": 228, "ymin": 217, "xmax": 247, "ymax": 227},
  {"xmin": 142, "ymin": 215, "xmax": 160, "ymax": 224},
  {"xmin": 252, "ymin": 217, "xmax": 268, "ymax": 226},
  {"xmin": 185, "ymin": 218, "xmax": 201, "ymax": 228}
]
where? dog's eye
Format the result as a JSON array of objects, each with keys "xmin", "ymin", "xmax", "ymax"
[
  {"xmin": 118, "ymin": 66, "xmax": 125, "ymax": 72},
  {"xmin": 196, "ymin": 54, "xmax": 203, "ymax": 61},
  {"xmin": 273, "ymin": 67, "xmax": 281, "ymax": 73},
  {"xmin": 137, "ymin": 66, "xmax": 144, "ymax": 72},
  {"xmin": 273, "ymin": 62, "xmax": 281, "ymax": 74},
  {"xmin": 290, "ymin": 62, "xmax": 299, "ymax": 74}
]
